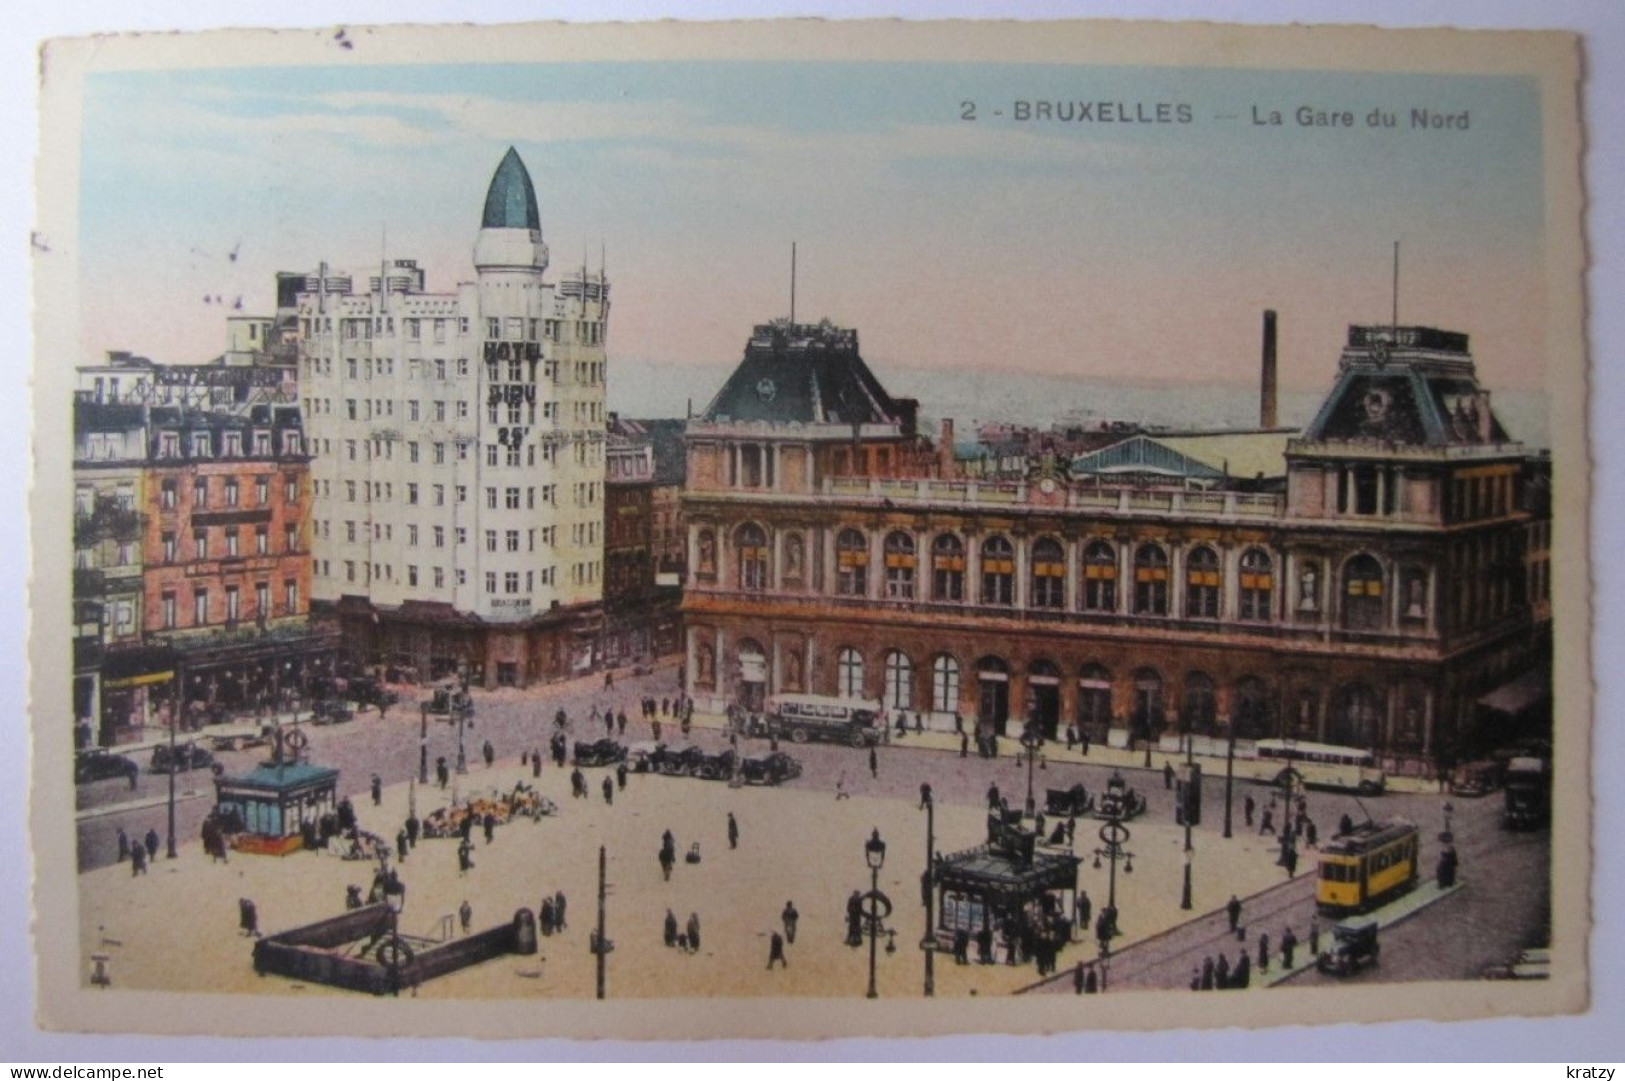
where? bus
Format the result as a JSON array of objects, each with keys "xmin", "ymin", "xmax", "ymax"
[
  {"xmin": 1244, "ymin": 739, "xmax": 1386, "ymax": 795},
  {"xmin": 763, "ymin": 694, "xmax": 884, "ymax": 748}
]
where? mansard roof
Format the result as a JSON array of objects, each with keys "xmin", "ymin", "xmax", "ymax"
[
  {"xmin": 1299, "ymin": 325, "xmax": 1512, "ymax": 447},
  {"xmin": 700, "ymin": 319, "xmax": 907, "ymax": 428},
  {"xmin": 481, "ymin": 147, "xmax": 541, "ymax": 231}
]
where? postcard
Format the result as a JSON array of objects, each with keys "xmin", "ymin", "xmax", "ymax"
[{"xmin": 30, "ymin": 17, "xmax": 1588, "ymax": 1039}]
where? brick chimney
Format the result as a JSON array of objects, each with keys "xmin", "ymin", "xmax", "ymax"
[
  {"xmin": 939, "ymin": 417, "xmax": 957, "ymax": 477},
  {"xmin": 1261, "ymin": 309, "xmax": 1279, "ymax": 429}
]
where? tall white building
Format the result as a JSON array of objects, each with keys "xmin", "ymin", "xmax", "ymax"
[{"xmin": 298, "ymin": 147, "xmax": 609, "ymax": 687}]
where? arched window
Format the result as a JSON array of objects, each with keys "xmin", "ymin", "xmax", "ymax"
[
  {"xmin": 883, "ymin": 650, "xmax": 913, "ymax": 710},
  {"xmin": 1342, "ymin": 554, "xmax": 1386, "ymax": 631},
  {"xmin": 1239, "ymin": 548, "xmax": 1274, "ymax": 622},
  {"xmin": 736, "ymin": 523, "xmax": 769, "ymax": 592},
  {"xmin": 981, "ymin": 536, "xmax": 1015, "ymax": 607},
  {"xmin": 1182, "ymin": 671, "xmax": 1217, "ymax": 736},
  {"xmin": 976, "ymin": 656, "xmax": 1011, "ymax": 734},
  {"xmin": 1329, "ymin": 683, "xmax": 1383, "ymax": 748},
  {"xmin": 696, "ymin": 528, "xmax": 717, "ymax": 579},
  {"xmin": 884, "ymin": 532, "xmax": 917, "ymax": 600},
  {"xmin": 932, "ymin": 534, "xmax": 965, "ymax": 601},
  {"xmin": 931, "ymin": 654, "xmax": 961, "ymax": 714},
  {"xmin": 836, "ymin": 647, "xmax": 865, "ymax": 699},
  {"xmin": 1083, "ymin": 540, "xmax": 1117, "ymax": 612},
  {"xmin": 1185, "ymin": 546, "xmax": 1221, "ymax": 619},
  {"xmin": 1131, "ymin": 667, "xmax": 1166, "ymax": 742},
  {"xmin": 836, "ymin": 528, "xmax": 868, "ymax": 597},
  {"xmin": 1030, "ymin": 537, "xmax": 1066, "ymax": 609},
  {"xmin": 1394, "ymin": 682, "xmax": 1428, "ymax": 753},
  {"xmin": 1234, "ymin": 676, "xmax": 1272, "ymax": 740},
  {"xmin": 1078, "ymin": 664, "xmax": 1114, "ymax": 737},
  {"xmin": 1134, "ymin": 543, "xmax": 1169, "ymax": 615}
]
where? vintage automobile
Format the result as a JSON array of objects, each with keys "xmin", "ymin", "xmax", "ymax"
[
  {"xmin": 1090, "ymin": 772, "xmax": 1146, "ymax": 821},
  {"xmin": 422, "ymin": 686, "xmax": 474, "ymax": 720},
  {"xmin": 571, "ymin": 739, "xmax": 628, "ymax": 768},
  {"xmin": 74, "ymin": 749, "xmax": 140, "ymax": 785},
  {"xmin": 691, "ymin": 749, "xmax": 737, "ymax": 781},
  {"xmin": 149, "ymin": 743, "xmax": 217, "ymax": 774},
  {"xmin": 625, "ymin": 741, "xmax": 706, "ymax": 776},
  {"xmin": 1316, "ymin": 919, "xmax": 1380, "ymax": 976},
  {"xmin": 1045, "ymin": 783, "xmax": 1093, "ymax": 817},
  {"xmin": 348, "ymin": 676, "xmax": 400, "ymax": 714},
  {"xmin": 739, "ymin": 751, "xmax": 802, "ymax": 786},
  {"xmin": 1452, "ymin": 760, "xmax": 1502, "ymax": 798},
  {"xmin": 309, "ymin": 699, "xmax": 355, "ymax": 725},
  {"xmin": 208, "ymin": 723, "xmax": 274, "ymax": 753}
]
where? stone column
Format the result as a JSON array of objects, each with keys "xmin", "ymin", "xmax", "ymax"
[
  {"xmin": 1014, "ymin": 536, "xmax": 1029, "ymax": 611},
  {"xmin": 684, "ymin": 625, "xmax": 697, "ymax": 696},
  {"xmin": 868, "ymin": 527, "xmax": 883, "ymax": 601},
  {"xmin": 1117, "ymin": 540, "xmax": 1133, "ymax": 615},
  {"xmin": 1065, "ymin": 536, "xmax": 1081, "ymax": 613},
  {"xmin": 770, "ymin": 527, "xmax": 784, "ymax": 592},
  {"xmin": 1168, "ymin": 542, "xmax": 1184, "ymax": 619},
  {"xmin": 966, "ymin": 531, "xmax": 982, "ymax": 608}
]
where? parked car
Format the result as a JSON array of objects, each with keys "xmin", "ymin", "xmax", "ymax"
[
  {"xmin": 1316, "ymin": 919, "xmax": 1380, "ymax": 976},
  {"xmin": 149, "ymin": 743, "xmax": 217, "ymax": 774},
  {"xmin": 74, "ymin": 749, "xmax": 139, "ymax": 785},
  {"xmin": 1045, "ymin": 783, "xmax": 1093, "ymax": 817},
  {"xmin": 739, "ymin": 751, "xmax": 802, "ymax": 786},
  {"xmin": 691, "ymin": 749, "xmax": 737, "ymax": 781},
  {"xmin": 309, "ymin": 699, "xmax": 355, "ymax": 725},
  {"xmin": 1452, "ymin": 760, "xmax": 1502, "ymax": 798},
  {"xmin": 626, "ymin": 741, "xmax": 704, "ymax": 776},
  {"xmin": 422, "ymin": 686, "xmax": 473, "ymax": 720},
  {"xmin": 572, "ymin": 739, "xmax": 628, "ymax": 768},
  {"xmin": 208, "ymin": 724, "xmax": 273, "ymax": 753}
]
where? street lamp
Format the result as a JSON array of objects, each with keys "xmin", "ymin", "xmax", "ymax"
[
  {"xmin": 1441, "ymin": 801, "xmax": 1455, "ymax": 844},
  {"xmin": 419, "ymin": 704, "xmax": 429, "ymax": 785},
  {"xmin": 381, "ymin": 871, "xmax": 407, "ymax": 997},
  {"xmin": 921, "ymin": 794, "xmax": 937, "ymax": 998},
  {"xmin": 1180, "ymin": 842, "xmax": 1194, "ymax": 911},
  {"xmin": 1092, "ymin": 815, "xmax": 1134, "ymax": 942},
  {"xmin": 1020, "ymin": 723, "xmax": 1044, "ymax": 819},
  {"xmin": 864, "ymin": 828, "xmax": 888, "ymax": 999},
  {"xmin": 1222, "ymin": 724, "xmax": 1236, "ymax": 840}
]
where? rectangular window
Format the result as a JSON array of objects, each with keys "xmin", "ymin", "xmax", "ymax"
[
  {"xmin": 255, "ymin": 477, "xmax": 269, "ymax": 505},
  {"xmin": 506, "ymin": 487, "xmax": 521, "ymax": 509},
  {"xmin": 408, "ymin": 565, "xmax": 419, "ymax": 587},
  {"xmin": 193, "ymin": 588, "xmax": 209, "ymax": 626},
  {"xmin": 162, "ymin": 591, "xmax": 177, "ymax": 629},
  {"xmin": 194, "ymin": 530, "xmax": 209, "ymax": 561},
  {"xmin": 506, "ymin": 530, "xmax": 520, "ymax": 552},
  {"xmin": 193, "ymin": 479, "xmax": 208, "ymax": 507},
  {"xmin": 408, "ymin": 483, "xmax": 419, "ymax": 505},
  {"xmin": 255, "ymin": 526, "xmax": 269, "ymax": 555},
  {"xmin": 485, "ymin": 530, "xmax": 497, "ymax": 552},
  {"xmin": 434, "ymin": 567, "xmax": 445, "ymax": 588},
  {"xmin": 434, "ymin": 526, "xmax": 445, "ymax": 548},
  {"xmin": 255, "ymin": 581, "xmax": 270, "ymax": 620},
  {"xmin": 407, "ymin": 524, "xmax": 419, "ymax": 546},
  {"xmin": 505, "ymin": 571, "xmax": 520, "ymax": 594},
  {"xmin": 285, "ymin": 525, "xmax": 298, "ymax": 552},
  {"xmin": 485, "ymin": 571, "xmax": 497, "ymax": 594}
]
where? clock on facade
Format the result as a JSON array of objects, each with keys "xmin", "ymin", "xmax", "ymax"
[{"xmin": 756, "ymin": 378, "xmax": 776, "ymax": 402}]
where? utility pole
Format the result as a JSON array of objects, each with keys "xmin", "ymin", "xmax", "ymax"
[
  {"xmin": 1223, "ymin": 730, "xmax": 1236, "ymax": 839},
  {"xmin": 922, "ymin": 796, "xmax": 936, "ymax": 997},
  {"xmin": 595, "ymin": 844, "xmax": 608, "ymax": 1000},
  {"xmin": 166, "ymin": 656, "xmax": 183, "ymax": 859}
]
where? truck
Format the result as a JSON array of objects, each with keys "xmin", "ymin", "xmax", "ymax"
[
  {"xmin": 763, "ymin": 694, "xmax": 884, "ymax": 748},
  {"xmin": 1501, "ymin": 756, "xmax": 1550, "ymax": 830}
]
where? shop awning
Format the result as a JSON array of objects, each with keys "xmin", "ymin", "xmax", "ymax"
[{"xmin": 1477, "ymin": 669, "xmax": 1550, "ymax": 717}]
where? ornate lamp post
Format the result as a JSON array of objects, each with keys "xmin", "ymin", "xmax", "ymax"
[
  {"xmin": 1222, "ymin": 724, "xmax": 1236, "ymax": 839},
  {"xmin": 1441, "ymin": 800, "xmax": 1455, "ymax": 844},
  {"xmin": 1020, "ymin": 723, "xmax": 1044, "ymax": 818},
  {"xmin": 381, "ymin": 871, "xmax": 407, "ymax": 997},
  {"xmin": 1180, "ymin": 842, "xmax": 1194, "ymax": 911},
  {"xmin": 921, "ymin": 795, "xmax": 937, "ymax": 997},
  {"xmin": 863, "ymin": 828, "xmax": 890, "ymax": 999},
  {"xmin": 419, "ymin": 703, "xmax": 430, "ymax": 785},
  {"xmin": 1092, "ymin": 815, "xmax": 1134, "ymax": 942}
]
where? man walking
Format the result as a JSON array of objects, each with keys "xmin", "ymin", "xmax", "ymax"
[
  {"xmin": 144, "ymin": 829, "xmax": 160, "ymax": 862},
  {"xmin": 1226, "ymin": 894, "xmax": 1243, "ymax": 933},
  {"xmin": 603, "ymin": 776, "xmax": 615, "ymax": 805},
  {"xmin": 868, "ymin": 745, "xmax": 878, "ymax": 779},
  {"xmin": 727, "ymin": 812, "xmax": 739, "ymax": 850},
  {"xmin": 960, "ymin": 732, "xmax": 969, "ymax": 758},
  {"xmin": 782, "ymin": 900, "xmax": 799, "ymax": 944},
  {"xmin": 767, "ymin": 931, "xmax": 788, "ymax": 969},
  {"xmin": 483, "ymin": 739, "xmax": 495, "ymax": 769},
  {"xmin": 1244, "ymin": 794, "xmax": 1256, "ymax": 829},
  {"xmin": 686, "ymin": 911, "xmax": 701, "ymax": 953},
  {"xmin": 1282, "ymin": 927, "xmax": 1299, "ymax": 969},
  {"xmin": 919, "ymin": 782, "xmax": 933, "ymax": 810},
  {"xmin": 1164, "ymin": 761, "xmax": 1175, "ymax": 790},
  {"xmin": 1257, "ymin": 931, "xmax": 1271, "ymax": 972},
  {"xmin": 370, "ymin": 773, "xmax": 382, "ymax": 806},
  {"xmin": 616, "ymin": 761, "xmax": 628, "ymax": 791},
  {"xmin": 116, "ymin": 828, "xmax": 130, "ymax": 863}
]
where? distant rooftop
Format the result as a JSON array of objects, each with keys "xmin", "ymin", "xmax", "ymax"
[{"xmin": 481, "ymin": 147, "xmax": 541, "ymax": 231}]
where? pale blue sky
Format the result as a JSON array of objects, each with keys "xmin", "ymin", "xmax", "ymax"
[{"xmin": 79, "ymin": 60, "xmax": 1547, "ymax": 392}]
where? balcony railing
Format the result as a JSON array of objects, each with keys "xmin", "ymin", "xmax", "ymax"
[{"xmin": 812, "ymin": 476, "xmax": 1284, "ymax": 520}]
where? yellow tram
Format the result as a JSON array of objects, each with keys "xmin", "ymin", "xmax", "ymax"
[{"xmin": 1316, "ymin": 819, "xmax": 1420, "ymax": 917}]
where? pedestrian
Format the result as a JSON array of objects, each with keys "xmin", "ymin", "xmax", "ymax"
[
  {"xmin": 1339, "ymin": 812, "xmax": 1355, "ymax": 836},
  {"xmin": 914, "ymin": 712, "xmax": 924, "ymax": 733},
  {"xmin": 483, "ymin": 812, "xmax": 496, "ymax": 844},
  {"xmin": 1258, "ymin": 931, "xmax": 1271, "ymax": 972},
  {"xmin": 406, "ymin": 814, "xmax": 420, "ymax": 846},
  {"xmin": 532, "ymin": 751, "xmax": 542, "ymax": 779},
  {"xmin": 1309, "ymin": 915, "xmax": 1321, "ymax": 957},
  {"xmin": 605, "ymin": 670, "xmax": 614, "ymax": 690},
  {"xmin": 437, "ymin": 757, "xmax": 449, "ymax": 789},
  {"xmin": 1077, "ymin": 890, "xmax": 1092, "ymax": 931},
  {"xmin": 460, "ymin": 812, "xmax": 474, "ymax": 843},
  {"xmin": 459, "ymin": 900, "xmax": 473, "ymax": 934},
  {"xmin": 1215, "ymin": 951, "xmax": 1231, "ymax": 989},
  {"xmin": 868, "ymin": 745, "xmax": 878, "ymax": 779},
  {"xmin": 1067, "ymin": 816, "xmax": 1077, "ymax": 846},
  {"xmin": 482, "ymin": 739, "xmax": 495, "ymax": 768},
  {"xmin": 458, "ymin": 837, "xmax": 475, "ymax": 874},
  {"xmin": 954, "ymin": 928, "xmax": 970, "ymax": 965},
  {"xmin": 727, "ymin": 812, "xmax": 739, "ymax": 850},
  {"xmin": 1164, "ymin": 761, "xmax": 1175, "ymax": 790},
  {"xmin": 144, "ymin": 829, "xmax": 160, "ymax": 862},
  {"xmin": 987, "ymin": 783, "xmax": 1001, "ymax": 811},
  {"xmin": 768, "ymin": 931, "xmax": 788, "ymax": 969},
  {"xmin": 116, "ymin": 828, "xmax": 130, "ymax": 863},
  {"xmin": 782, "ymin": 900, "xmax": 799, "ymax": 944},
  {"xmin": 603, "ymin": 776, "xmax": 615, "ymax": 805},
  {"xmin": 571, "ymin": 768, "xmax": 586, "ymax": 799},
  {"xmin": 1284, "ymin": 845, "xmax": 1299, "ymax": 878},
  {"xmin": 687, "ymin": 912, "xmax": 700, "ymax": 952},
  {"xmin": 835, "ymin": 774, "xmax": 850, "ymax": 800},
  {"xmin": 555, "ymin": 891, "xmax": 567, "ymax": 930},
  {"xmin": 1234, "ymin": 950, "xmax": 1251, "ymax": 989},
  {"xmin": 130, "ymin": 844, "xmax": 146, "ymax": 877},
  {"xmin": 664, "ymin": 908, "xmax": 678, "ymax": 948},
  {"xmin": 1227, "ymin": 894, "xmax": 1242, "ymax": 933},
  {"xmin": 960, "ymin": 733, "xmax": 969, "ymax": 758},
  {"xmin": 396, "ymin": 828, "xmax": 410, "ymax": 862},
  {"xmin": 846, "ymin": 891, "xmax": 864, "ymax": 947},
  {"xmin": 346, "ymin": 884, "xmax": 363, "ymax": 910},
  {"xmin": 1065, "ymin": 725, "xmax": 1076, "ymax": 751},
  {"xmin": 1085, "ymin": 967, "xmax": 1099, "ymax": 993},
  {"xmin": 1074, "ymin": 960, "xmax": 1086, "ymax": 994},
  {"xmin": 540, "ymin": 898, "xmax": 555, "ymax": 936},
  {"xmin": 1282, "ymin": 927, "xmax": 1298, "ymax": 969},
  {"xmin": 1244, "ymin": 794, "xmax": 1256, "ymax": 828},
  {"xmin": 1260, "ymin": 807, "xmax": 1275, "ymax": 835},
  {"xmin": 652, "ymin": 719, "xmax": 663, "ymax": 742},
  {"xmin": 919, "ymin": 782, "xmax": 933, "ymax": 809},
  {"xmin": 618, "ymin": 711, "xmax": 627, "ymax": 737},
  {"xmin": 1306, "ymin": 819, "xmax": 1319, "ymax": 848},
  {"xmin": 616, "ymin": 762, "xmax": 628, "ymax": 791},
  {"xmin": 1201, "ymin": 955, "xmax": 1216, "ymax": 990},
  {"xmin": 239, "ymin": 897, "xmax": 259, "ymax": 937},
  {"xmin": 977, "ymin": 925, "xmax": 995, "ymax": 965},
  {"xmin": 370, "ymin": 773, "xmax": 382, "ymax": 806}
]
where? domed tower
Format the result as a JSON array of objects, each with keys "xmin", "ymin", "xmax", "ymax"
[{"xmin": 474, "ymin": 146, "xmax": 549, "ymax": 273}]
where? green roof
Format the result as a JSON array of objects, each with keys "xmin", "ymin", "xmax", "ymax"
[
  {"xmin": 481, "ymin": 147, "xmax": 541, "ymax": 231},
  {"xmin": 219, "ymin": 761, "xmax": 340, "ymax": 793}
]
